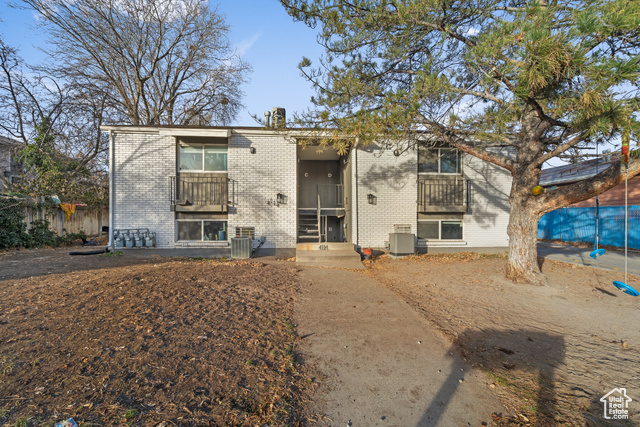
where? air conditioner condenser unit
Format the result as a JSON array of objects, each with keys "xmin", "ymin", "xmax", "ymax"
[
  {"xmin": 389, "ymin": 233, "xmax": 415, "ymax": 257},
  {"xmin": 231, "ymin": 237, "xmax": 252, "ymax": 259}
]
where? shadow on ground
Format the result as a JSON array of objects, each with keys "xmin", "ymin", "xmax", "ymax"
[{"xmin": 420, "ymin": 329, "xmax": 565, "ymax": 426}]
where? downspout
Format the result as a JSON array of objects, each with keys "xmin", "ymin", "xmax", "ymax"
[
  {"xmin": 353, "ymin": 138, "xmax": 359, "ymax": 248},
  {"xmin": 108, "ymin": 130, "xmax": 115, "ymax": 252}
]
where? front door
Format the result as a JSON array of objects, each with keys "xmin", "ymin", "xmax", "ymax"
[{"xmin": 326, "ymin": 216, "xmax": 341, "ymax": 242}]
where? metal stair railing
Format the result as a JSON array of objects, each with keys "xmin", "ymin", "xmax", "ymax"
[{"xmin": 317, "ymin": 194, "xmax": 322, "ymax": 242}]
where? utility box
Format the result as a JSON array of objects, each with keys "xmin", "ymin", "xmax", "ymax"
[
  {"xmin": 230, "ymin": 237, "xmax": 252, "ymax": 259},
  {"xmin": 389, "ymin": 233, "xmax": 415, "ymax": 257}
]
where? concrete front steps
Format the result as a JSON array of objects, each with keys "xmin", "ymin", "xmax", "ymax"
[{"xmin": 295, "ymin": 242, "xmax": 364, "ymax": 269}]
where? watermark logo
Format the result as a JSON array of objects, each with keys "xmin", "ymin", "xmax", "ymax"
[{"xmin": 600, "ymin": 388, "xmax": 632, "ymax": 420}]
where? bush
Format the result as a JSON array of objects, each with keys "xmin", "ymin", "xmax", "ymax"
[
  {"xmin": 27, "ymin": 219, "xmax": 61, "ymax": 248},
  {"xmin": 0, "ymin": 199, "xmax": 86, "ymax": 249},
  {"xmin": 0, "ymin": 200, "xmax": 29, "ymax": 249}
]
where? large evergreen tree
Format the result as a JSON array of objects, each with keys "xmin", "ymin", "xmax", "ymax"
[{"xmin": 281, "ymin": 0, "xmax": 640, "ymax": 284}]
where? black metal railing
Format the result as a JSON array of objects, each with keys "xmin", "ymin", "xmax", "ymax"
[
  {"xmin": 317, "ymin": 184, "xmax": 343, "ymax": 209},
  {"xmin": 418, "ymin": 178, "xmax": 469, "ymax": 212},
  {"xmin": 170, "ymin": 176, "xmax": 228, "ymax": 210}
]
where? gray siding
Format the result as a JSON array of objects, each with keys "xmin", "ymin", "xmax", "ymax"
[{"xmin": 0, "ymin": 139, "xmax": 23, "ymax": 192}]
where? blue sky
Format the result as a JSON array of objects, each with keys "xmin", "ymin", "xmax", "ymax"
[
  {"xmin": 0, "ymin": 0, "xmax": 324, "ymax": 126},
  {"xmin": 0, "ymin": 1, "xmax": 624, "ymax": 167}
]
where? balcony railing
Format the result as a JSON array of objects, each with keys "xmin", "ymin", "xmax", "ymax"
[
  {"xmin": 418, "ymin": 178, "xmax": 469, "ymax": 212},
  {"xmin": 170, "ymin": 175, "xmax": 228, "ymax": 212},
  {"xmin": 317, "ymin": 184, "xmax": 343, "ymax": 209}
]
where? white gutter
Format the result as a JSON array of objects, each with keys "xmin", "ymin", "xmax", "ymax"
[{"xmin": 108, "ymin": 130, "xmax": 114, "ymax": 251}]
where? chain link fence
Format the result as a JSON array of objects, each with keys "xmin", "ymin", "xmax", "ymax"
[{"xmin": 538, "ymin": 206, "xmax": 640, "ymax": 250}]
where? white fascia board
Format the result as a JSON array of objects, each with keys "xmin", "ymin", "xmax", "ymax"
[
  {"xmin": 159, "ymin": 128, "xmax": 231, "ymax": 138},
  {"xmin": 99, "ymin": 126, "xmax": 232, "ymax": 138},
  {"xmin": 99, "ymin": 125, "xmax": 352, "ymax": 139},
  {"xmin": 230, "ymin": 128, "xmax": 335, "ymax": 138},
  {"xmin": 231, "ymin": 128, "xmax": 288, "ymax": 136},
  {"xmin": 100, "ymin": 125, "xmax": 160, "ymax": 134}
]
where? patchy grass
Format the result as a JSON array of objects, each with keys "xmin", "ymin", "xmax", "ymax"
[{"xmin": 101, "ymin": 250, "xmax": 123, "ymax": 257}]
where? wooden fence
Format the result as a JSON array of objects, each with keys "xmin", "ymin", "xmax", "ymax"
[{"xmin": 23, "ymin": 206, "xmax": 109, "ymax": 236}]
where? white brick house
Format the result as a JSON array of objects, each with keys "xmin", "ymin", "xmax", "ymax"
[{"xmin": 102, "ymin": 125, "xmax": 511, "ymax": 253}]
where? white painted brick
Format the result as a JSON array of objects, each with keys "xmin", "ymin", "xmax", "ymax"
[
  {"xmin": 353, "ymin": 145, "xmax": 417, "ymax": 248},
  {"xmin": 462, "ymin": 154, "xmax": 511, "ymax": 247},
  {"xmin": 112, "ymin": 132, "xmax": 175, "ymax": 248},
  {"xmin": 227, "ymin": 132, "xmax": 297, "ymax": 249},
  {"xmin": 353, "ymin": 144, "xmax": 511, "ymax": 248},
  {"xmin": 111, "ymin": 129, "xmax": 512, "ymax": 251}
]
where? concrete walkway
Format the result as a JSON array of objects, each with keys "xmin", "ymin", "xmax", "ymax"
[
  {"xmin": 295, "ymin": 266, "xmax": 505, "ymax": 427},
  {"xmin": 538, "ymin": 242, "xmax": 640, "ymax": 276}
]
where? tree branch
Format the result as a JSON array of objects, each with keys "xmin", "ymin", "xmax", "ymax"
[
  {"xmin": 537, "ymin": 159, "xmax": 640, "ymax": 214},
  {"xmin": 535, "ymin": 131, "xmax": 587, "ymax": 166}
]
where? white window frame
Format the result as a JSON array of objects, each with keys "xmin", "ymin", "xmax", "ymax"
[
  {"xmin": 417, "ymin": 219, "xmax": 464, "ymax": 241},
  {"xmin": 418, "ymin": 146, "xmax": 463, "ymax": 175},
  {"xmin": 176, "ymin": 219, "xmax": 228, "ymax": 242},
  {"xmin": 179, "ymin": 143, "xmax": 228, "ymax": 173}
]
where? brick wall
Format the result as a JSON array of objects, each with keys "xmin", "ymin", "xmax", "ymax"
[
  {"xmin": 227, "ymin": 131, "xmax": 297, "ymax": 249},
  {"xmin": 354, "ymin": 144, "xmax": 418, "ymax": 248},
  {"xmin": 112, "ymin": 132, "xmax": 176, "ymax": 248},
  {"xmin": 110, "ymin": 128, "xmax": 511, "ymax": 251},
  {"xmin": 462, "ymin": 154, "xmax": 511, "ymax": 247},
  {"xmin": 353, "ymin": 144, "xmax": 511, "ymax": 249}
]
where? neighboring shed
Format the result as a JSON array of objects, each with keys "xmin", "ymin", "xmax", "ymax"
[
  {"xmin": 0, "ymin": 136, "xmax": 24, "ymax": 193},
  {"xmin": 540, "ymin": 155, "xmax": 640, "ymax": 207}
]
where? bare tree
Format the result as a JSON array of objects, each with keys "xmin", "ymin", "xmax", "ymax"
[
  {"xmin": 18, "ymin": 0, "xmax": 250, "ymax": 126},
  {"xmin": 0, "ymin": 40, "xmax": 62, "ymax": 144},
  {"xmin": 0, "ymin": 39, "xmax": 112, "ymax": 201}
]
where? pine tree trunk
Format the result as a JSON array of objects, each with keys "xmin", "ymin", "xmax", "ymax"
[{"xmin": 505, "ymin": 192, "xmax": 546, "ymax": 285}]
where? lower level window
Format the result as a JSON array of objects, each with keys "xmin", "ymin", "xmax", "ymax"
[
  {"xmin": 177, "ymin": 220, "xmax": 228, "ymax": 241},
  {"xmin": 418, "ymin": 220, "xmax": 463, "ymax": 240}
]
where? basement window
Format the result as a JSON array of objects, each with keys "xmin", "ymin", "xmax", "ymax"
[
  {"xmin": 177, "ymin": 220, "xmax": 228, "ymax": 241},
  {"xmin": 180, "ymin": 144, "xmax": 227, "ymax": 172},
  {"xmin": 418, "ymin": 220, "xmax": 463, "ymax": 240},
  {"xmin": 235, "ymin": 227, "xmax": 256, "ymax": 239}
]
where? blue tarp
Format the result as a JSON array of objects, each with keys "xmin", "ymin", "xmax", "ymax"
[{"xmin": 538, "ymin": 206, "xmax": 640, "ymax": 250}]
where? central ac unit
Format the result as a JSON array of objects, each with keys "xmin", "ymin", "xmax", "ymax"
[
  {"xmin": 231, "ymin": 237, "xmax": 252, "ymax": 259},
  {"xmin": 389, "ymin": 233, "xmax": 415, "ymax": 257}
]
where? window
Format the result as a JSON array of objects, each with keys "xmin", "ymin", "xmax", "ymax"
[
  {"xmin": 418, "ymin": 220, "xmax": 463, "ymax": 240},
  {"xmin": 418, "ymin": 145, "xmax": 462, "ymax": 174},
  {"xmin": 177, "ymin": 220, "xmax": 228, "ymax": 241},
  {"xmin": 179, "ymin": 144, "xmax": 227, "ymax": 171},
  {"xmin": 235, "ymin": 227, "xmax": 256, "ymax": 239}
]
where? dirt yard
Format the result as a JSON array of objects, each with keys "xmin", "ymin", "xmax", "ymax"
[
  {"xmin": 2, "ymin": 247, "xmax": 639, "ymax": 426},
  {"xmin": 0, "ymin": 251, "xmax": 318, "ymax": 426},
  {"xmin": 364, "ymin": 253, "xmax": 640, "ymax": 426}
]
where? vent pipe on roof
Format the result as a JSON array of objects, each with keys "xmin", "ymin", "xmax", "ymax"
[
  {"xmin": 272, "ymin": 107, "xmax": 286, "ymax": 128},
  {"xmin": 264, "ymin": 110, "xmax": 271, "ymax": 128}
]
